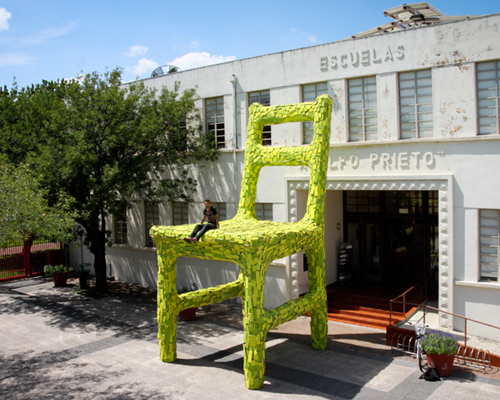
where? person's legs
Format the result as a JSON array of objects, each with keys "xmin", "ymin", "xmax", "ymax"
[
  {"xmin": 194, "ymin": 223, "xmax": 216, "ymax": 241},
  {"xmin": 189, "ymin": 224, "xmax": 204, "ymax": 238}
]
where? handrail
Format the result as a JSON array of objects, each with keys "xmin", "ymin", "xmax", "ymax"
[
  {"xmin": 389, "ymin": 280, "xmax": 427, "ymax": 320},
  {"xmin": 389, "ymin": 299, "xmax": 500, "ymax": 347}
]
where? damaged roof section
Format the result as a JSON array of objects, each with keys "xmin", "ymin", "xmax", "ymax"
[{"xmin": 347, "ymin": 2, "xmax": 483, "ymax": 40}]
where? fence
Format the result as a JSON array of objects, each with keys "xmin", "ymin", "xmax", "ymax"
[{"xmin": 0, "ymin": 239, "xmax": 63, "ymax": 282}]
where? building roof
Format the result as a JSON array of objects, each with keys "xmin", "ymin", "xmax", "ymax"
[{"xmin": 347, "ymin": 2, "xmax": 483, "ymax": 40}]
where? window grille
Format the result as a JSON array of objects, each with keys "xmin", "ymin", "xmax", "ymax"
[
  {"xmin": 255, "ymin": 203, "xmax": 273, "ymax": 221},
  {"xmin": 399, "ymin": 69, "xmax": 433, "ymax": 139},
  {"xmin": 114, "ymin": 207, "xmax": 127, "ymax": 245},
  {"xmin": 249, "ymin": 90, "xmax": 271, "ymax": 146},
  {"xmin": 479, "ymin": 209, "xmax": 500, "ymax": 281},
  {"xmin": 302, "ymin": 82, "xmax": 328, "ymax": 144},
  {"xmin": 145, "ymin": 201, "xmax": 160, "ymax": 247},
  {"xmin": 348, "ymin": 76, "xmax": 378, "ymax": 142},
  {"xmin": 206, "ymin": 97, "xmax": 225, "ymax": 149},
  {"xmin": 172, "ymin": 202, "xmax": 189, "ymax": 225},
  {"xmin": 477, "ymin": 60, "xmax": 500, "ymax": 135}
]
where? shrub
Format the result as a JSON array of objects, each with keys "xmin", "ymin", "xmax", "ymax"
[
  {"xmin": 421, "ymin": 330, "xmax": 459, "ymax": 356},
  {"xmin": 44, "ymin": 265, "xmax": 72, "ymax": 275}
]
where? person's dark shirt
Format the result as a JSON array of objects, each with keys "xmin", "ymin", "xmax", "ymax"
[{"xmin": 203, "ymin": 207, "xmax": 217, "ymax": 224}]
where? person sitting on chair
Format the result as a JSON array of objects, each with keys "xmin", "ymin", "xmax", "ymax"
[{"xmin": 184, "ymin": 199, "xmax": 219, "ymax": 243}]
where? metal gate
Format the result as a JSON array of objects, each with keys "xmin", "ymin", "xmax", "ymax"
[{"xmin": 0, "ymin": 239, "xmax": 63, "ymax": 282}]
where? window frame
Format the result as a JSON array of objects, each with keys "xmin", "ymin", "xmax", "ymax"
[
  {"xmin": 114, "ymin": 207, "xmax": 128, "ymax": 245},
  {"xmin": 398, "ymin": 69, "xmax": 433, "ymax": 139},
  {"xmin": 255, "ymin": 203, "xmax": 273, "ymax": 221},
  {"xmin": 145, "ymin": 201, "xmax": 160, "ymax": 247},
  {"xmin": 248, "ymin": 90, "xmax": 272, "ymax": 146},
  {"xmin": 479, "ymin": 209, "xmax": 500, "ymax": 282},
  {"xmin": 476, "ymin": 60, "xmax": 500, "ymax": 135},
  {"xmin": 348, "ymin": 76, "xmax": 378, "ymax": 142},
  {"xmin": 205, "ymin": 97, "xmax": 225, "ymax": 149},
  {"xmin": 302, "ymin": 82, "xmax": 328, "ymax": 144},
  {"xmin": 172, "ymin": 202, "xmax": 189, "ymax": 226}
]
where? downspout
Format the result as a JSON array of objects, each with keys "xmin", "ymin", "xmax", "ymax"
[{"xmin": 230, "ymin": 74, "xmax": 239, "ymax": 209}]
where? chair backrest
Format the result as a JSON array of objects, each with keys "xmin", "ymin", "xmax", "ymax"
[{"xmin": 235, "ymin": 94, "xmax": 332, "ymax": 226}]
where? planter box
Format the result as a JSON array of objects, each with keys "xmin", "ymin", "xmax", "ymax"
[
  {"xmin": 52, "ymin": 272, "xmax": 69, "ymax": 287},
  {"xmin": 426, "ymin": 353, "xmax": 456, "ymax": 377}
]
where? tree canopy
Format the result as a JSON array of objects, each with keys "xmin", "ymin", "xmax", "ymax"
[
  {"xmin": 0, "ymin": 68, "xmax": 218, "ymax": 290},
  {"xmin": 0, "ymin": 159, "xmax": 76, "ymax": 247}
]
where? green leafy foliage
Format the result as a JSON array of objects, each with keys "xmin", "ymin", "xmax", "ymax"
[
  {"xmin": 421, "ymin": 330, "xmax": 459, "ymax": 356},
  {"xmin": 44, "ymin": 264, "xmax": 73, "ymax": 275},
  {"xmin": 0, "ymin": 68, "xmax": 218, "ymax": 291},
  {"xmin": 0, "ymin": 158, "xmax": 77, "ymax": 247}
]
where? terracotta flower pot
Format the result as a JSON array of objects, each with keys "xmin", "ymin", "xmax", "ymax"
[
  {"xmin": 426, "ymin": 353, "xmax": 456, "ymax": 377},
  {"xmin": 179, "ymin": 307, "xmax": 197, "ymax": 321},
  {"xmin": 52, "ymin": 272, "xmax": 69, "ymax": 287}
]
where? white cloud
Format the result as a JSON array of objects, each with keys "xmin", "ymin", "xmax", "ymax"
[
  {"xmin": 0, "ymin": 53, "xmax": 35, "ymax": 66},
  {"xmin": 0, "ymin": 8, "xmax": 11, "ymax": 31},
  {"xmin": 169, "ymin": 52, "xmax": 236, "ymax": 70},
  {"xmin": 191, "ymin": 41, "xmax": 200, "ymax": 48},
  {"xmin": 307, "ymin": 35, "xmax": 318, "ymax": 44},
  {"xmin": 130, "ymin": 58, "xmax": 159, "ymax": 76},
  {"xmin": 20, "ymin": 22, "xmax": 78, "ymax": 45},
  {"xmin": 123, "ymin": 45, "xmax": 148, "ymax": 57}
]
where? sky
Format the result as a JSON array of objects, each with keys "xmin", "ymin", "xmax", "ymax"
[{"xmin": 1, "ymin": 0, "xmax": 499, "ymax": 88}]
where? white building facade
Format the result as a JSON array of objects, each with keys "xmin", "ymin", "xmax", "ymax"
[{"xmin": 74, "ymin": 5, "xmax": 500, "ymax": 341}]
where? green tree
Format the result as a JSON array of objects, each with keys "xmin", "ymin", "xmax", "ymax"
[
  {"xmin": 0, "ymin": 68, "xmax": 217, "ymax": 291},
  {"xmin": 0, "ymin": 158, "xmax": 76, "ymax": 246}
]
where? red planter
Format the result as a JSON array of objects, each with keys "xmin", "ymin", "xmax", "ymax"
[
  {"xmin": 52, "ymin": 272, "xmax": 69, "ymax": 287},
  {"xmin": 179, "ymin": 307, "xmax": 197, "ymax": 321},
  {"xmin": 426, "ymin": 353, "xmax": 456, "ymax": 377}
]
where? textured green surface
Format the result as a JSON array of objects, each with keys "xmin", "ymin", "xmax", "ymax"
[{"xmin": 151, "ymin": 94, "xmax": 332, "ymax": 389}]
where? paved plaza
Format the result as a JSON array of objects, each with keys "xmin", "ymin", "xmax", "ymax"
[{"xmin": 1, "ymin": 278, "xmax": 499, "ymax": 399}]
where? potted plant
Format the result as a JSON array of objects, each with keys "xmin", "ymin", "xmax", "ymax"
[
  {"xmin": 44, "ymin": 265, "xmax": 73, "ymax": 287},
  {"xmin": 421, "ymin": 330, "xmax": 459, "ymax": 377},
  {"xmin": 177, "ymin": 284, "xmax": 198, "ymax": 321}
]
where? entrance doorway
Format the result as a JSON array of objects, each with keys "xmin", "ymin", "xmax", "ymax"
[{"xmin": 343, "ymin": 190, "xmax": 439, "ymax": 297}]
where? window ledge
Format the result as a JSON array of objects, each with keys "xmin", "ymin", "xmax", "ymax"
[
  {"xmin": 110, "ymin": 244, "xmax": 157, "ymax": 252},
  {"xmin": 455, "ymin": 280, "xmax": 500, "ymax": 290}
]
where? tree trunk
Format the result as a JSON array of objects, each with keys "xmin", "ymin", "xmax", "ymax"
[{"xmin": 88, "ymin": 214, "xmax": 108, "ymax": 293}]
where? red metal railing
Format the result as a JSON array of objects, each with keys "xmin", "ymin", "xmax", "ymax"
[
  {"xmin": 389, "ymin": 279, "xmax": 427, "ymax": 319},
  {"xmin": 0, "ymin": 239, "xmax": 63, "ymax": 282},
  {"xmin": 390, "ymin": 298, "xmax": 500, "ymax": 347}
]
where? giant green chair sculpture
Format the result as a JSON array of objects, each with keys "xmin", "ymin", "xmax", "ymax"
[{"xmin": 150, "ymin": 94, "xmax": 332, "ymax": 389}]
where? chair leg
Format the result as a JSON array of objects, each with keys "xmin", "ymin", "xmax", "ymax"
[
  {"xmin": 306, "ymin": 246, "xmax": 328, "ymax": 350},
  {"xmin": 157, "ymin": 251, "xmax": 179, "ymax": 362},
  {"xmin": 243, "ymin": 271, "xmax": 267, "ymax": 390}
]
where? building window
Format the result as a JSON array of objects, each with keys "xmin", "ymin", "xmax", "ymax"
[
  {"xmin": 399, "ymin": 69, "xmax": 433, "ymax": 139},
  {"xmin": 206, "ymin": 97, "xmax": 225, "ymax": 149},
  {"xmin": 479, "ymin": 209, "xmax": 499, "ymax": 282},
  {"xmin": 348, "ymin": 76, "xmax": 377, "ymax": 142},
  {"xmin": 172, "ymin": 202, "xmax": 189, "ymax": 225},
  {"xmin": 210, "ymin": 202, "xmax": 227, "ymax": 221},
  {"xmin": 302, "ymin": 82, "xmax": 328, "ymax": 144},
  {"xmin": 249, "ymin": 90, "xmax": 271, "ymax": 146},
  {"xmin": 114, "ymin": 207, "xmax": 127, "ymax": 245},
  {"xmin": 255, "ymin": 203, "xmax": 273, "ymax": 221},
  {"xmin": 145, "ymin": 201, "xmax": 160, "ymax": 247},
  {"xmin": 346, "ymin": 191, "xmax": 380, "ymax": 213},
  {"xmin": 477, "ymin": 60, "xmax": 500, "ymax": 135}
]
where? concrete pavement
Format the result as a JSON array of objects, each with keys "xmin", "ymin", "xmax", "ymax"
[{"xmin": 1, "ymin": 278, "xmax": 500, "ymax": 399}]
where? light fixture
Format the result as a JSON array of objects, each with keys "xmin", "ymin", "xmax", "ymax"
[
  {"xmin": 337, "ymin": 223, "xmax": 341, "ymax": 230},
  {"xmin": 410, "ymin": 13, "xmax": 425, "ymax": 22}
]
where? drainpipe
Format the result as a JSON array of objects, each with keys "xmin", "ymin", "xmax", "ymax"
[{"xmin": 230, "ymin": 74, "xmax": 239, "ymax": 209}]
